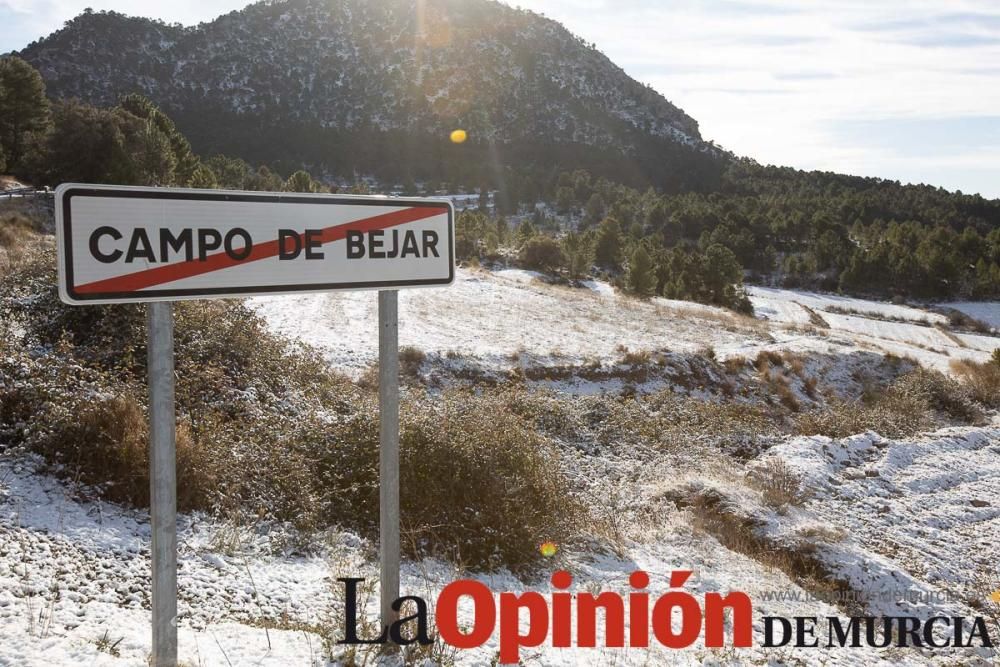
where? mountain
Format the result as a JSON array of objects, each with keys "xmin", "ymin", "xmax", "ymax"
[{"xmin": 17, "ymin": 0, "xmax": 722, "ymax": 189}]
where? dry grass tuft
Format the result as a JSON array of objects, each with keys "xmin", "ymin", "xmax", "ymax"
[
  {"xmin": 951, "ymin": 357, "xmax": 1000, "ymax": 408},
  {"xmin": 36, "ymin": 395, "xmax": 215, "ymax": 511},
  {"xmin": 754, "ymin": 350, "xmax": 785, "ymax": 371},
  {"xmin": 307, "ymin": 389, "xmax": 587, "ymax": 571},
  {"xmin": 619, "ymin": 348, "xmax": 652, "ymax": 366},
  {"xmin": 399, "ymin": 345, "xmax": 427, "ymax": 378},
  {"xmin": 796, "ymin": 367, "xmax": 981, "ymax": 438},
  {"xmin": 723, "ymin": 355, "xmax": 747, "ymax": 374},
  {"xmin": 0, "ymin": 210, "xmax": 44, "ymax": 277},
  {"xmin": 749, "ymin": 459, "xmax": 810, "ymax": 510},
  {"xmin": 674, "ymin": 483, "xmax": 859, "ymax": 612}
]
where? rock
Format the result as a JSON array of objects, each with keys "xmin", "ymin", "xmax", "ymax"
[{"xmin": 971, "ymin": 499, "xmax": 990, "ymax": 508}]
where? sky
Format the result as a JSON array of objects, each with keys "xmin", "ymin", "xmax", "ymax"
[{"xmin": 1, "ymin": 0, "xmax": 999, "ymax": 198}]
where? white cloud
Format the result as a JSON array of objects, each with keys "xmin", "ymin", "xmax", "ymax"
[{"xmin": 518, "ymin": 0, "xmax": 1000, "ymax": 196}]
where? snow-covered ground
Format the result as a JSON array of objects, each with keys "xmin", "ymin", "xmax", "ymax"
[
  {"xmin": 748, "ymin": 286, "xmax": 998, "ymax": 371},
  {"xmin": 250, "ymin": 268, "xmax": 781, "ymax": 373},
  {"xmin": 249, "ymin": 269, "xmax": 999, "ymax": 375},
  {"xmin": 3, "ymin": 269, "xmax": 1000, "ymax": 665},
  {"xmin": 758, "ymin": 425, "xmax": 1000, "ymax": 618},
  {"xmin": 946, "ymin": 302, "xmax": 1000, "ymax": 330},
  {"xmin": 4, "ymin": 447, "xmax": 995, "ymax": 666}
]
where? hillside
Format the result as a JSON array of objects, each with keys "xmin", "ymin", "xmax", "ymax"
[
  {"xmin": 16, "ymin": 0, "xmax": 719, "ymax": 188},
  {"xmin": 2, "ymin": 230, "xmax": 999, "ymax": 664}
]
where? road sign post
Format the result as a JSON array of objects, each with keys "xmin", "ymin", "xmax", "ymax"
[
  {"xmin": 148, "ymin": 301, "xmax": 178, "ymax": 666},
  {"xmin": 378, "ymin": 290, "xmax": 400, "ymax": 636},
  {"xmin": 55, "ymin": 185, "xmax": 454, "ymax": 665}
]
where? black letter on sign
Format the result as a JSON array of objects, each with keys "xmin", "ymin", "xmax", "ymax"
[
  {"xmin": 369, "ymin": 230, "xmax": 385, "ymax": 259},
  {"xmin": 389, "ymin": 596, "xmax": 434, "ymax": 646},
  {"xmin": 225, "ymin": 228, "xmax": 253, "ymax": 260},
  {"xmin": 160, "ymin": 228, "xmax": 193, "ymax": 262},
  {"xmin": 422, "ymin": 230, "xmax": 440, "ymax": 258},
  {"xmin": 197, "ymin": 229, "xmax": 222, "ymax": 261},
  {"xmin": 337, "ymin": 578, "xmax": 388, "ymax": 645},
  {"xmin": 304, "ymin": 229, "xmax": 324, "ymax": 259},
  {"xmin": 763, "ymin": 617, "xmax": 792, "ymax": 648},
  {"xmin": 400, "ymin": 231, "xmax": 419, "ymax": 258},
  {"xmin": 125, "ymin": 228, "xmax": 155, "ymax": 263},
  {"xmin": 89, "ymin": 226, "xmax": 122, "ymax": 263},
  {"xmin": 278, "ymin": 229, "xmax": 301, "ymax": 260},
  {"xmin": 346, "ymin": 231, "xmax": 365, "ymax": 259}
]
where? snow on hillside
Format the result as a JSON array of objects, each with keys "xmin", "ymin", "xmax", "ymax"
[
  {"xmin": 757, "ymin": 425, "xmax": 1000, "ymax": 620},
  {"xmin": 747, "ymin": 286, "xmax": 998, "ymax": 371},
  {"xmin": 4, "ymin": 264, "xmax": 1000, "ymax": 665},
  {"xmin": 749, "ymin": 287, "xmax": 949, "ymax": 325},
  {"xmin": 250, "ymin": 269, "xmax": 999, "ymax": 376},
  {"xmin": 250, "ymin": 268, "xmax": 779, "ymax": 373},
  {"xmin": 4, "ymin": 447, "xmax": 994, "ymax": 666},
  {"xmin": 946, "ymin": 302, "xmax": 1000, "ymax": 330}
]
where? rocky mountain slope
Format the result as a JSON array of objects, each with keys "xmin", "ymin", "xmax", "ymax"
[{"xmin": 16, "ymin": 0, "xmax": 719, "ymax": 186}]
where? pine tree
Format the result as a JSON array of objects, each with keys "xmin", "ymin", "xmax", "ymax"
[
  {"xmin": 584, "ymin": 193, "xmax": 605, "ymax": 227},
  {"xmin": 119, "ymin": 94, "xmax": 198, "ymax": 185},
  {"xmin": 519, "ymin": 236, "xmax": 565, "ymax": 273},
  {"xmin": 205, "ymin": 155, "xmax": 253, "ymax": 189},
  {"xmin": 702, "ymin": 244, "xmax": 743, "ymax": 305},
  {"xmin": 594, "ymin": 217, "xmax": 622, "ymax": 270},
  {"xmin": 284, "ymin": 170, "xmax": 319, "ymax": 192},
  {"xmin": 495, "ymin": 216, "xmax": 508, "ymax": 245},
  {"xmin": 625, "ymin": 245, "xmax": 656, "ymax": 297},
  {"xmin": 0, "ymin": 56, "xmax": 50, "ymax": 173},
  {"xmin": 562, "ymin": 231, "xmax": 594, "ymax": 280},
  {"xmin": 478, "ymin": 182, "xmax": 490, "ymax": 211},
  {"xmin": 516, "ymin": 219, "xmax": 537, "ymax": 247},
  {"xmin": 132, "ymin": 119, "xmax": 177, "ymax": 186},
  {"xmin": 246, "ymin": 165, "xmax": 284, "ymax": 191},
  {"xmin": 38, "ymin": 99, "xmax": 117, "ymax": 184},
  {"xmin": 556, "ymin": 186, "xmax": 574, "ymax": 214},
  {"xmin": 189, "ymin": 164, "xmax": 218, "ymax": 189}
]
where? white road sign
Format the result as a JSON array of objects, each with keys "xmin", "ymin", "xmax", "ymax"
[{"xmin": 55, "ymin": 184, "xmax": 455, "ymax": 304}]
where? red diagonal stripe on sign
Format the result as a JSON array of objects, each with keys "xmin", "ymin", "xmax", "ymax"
[{"xmin": 74, "ymin": 205, "xmax": 448, "ymax": 294}]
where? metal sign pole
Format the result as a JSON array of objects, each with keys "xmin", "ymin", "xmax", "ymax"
[
  {"xmin": 148, "ymin": 301, "xmax": 178, "ymax": 666},
  {"xmin": 378, "ymin": 290, "xmax": 401, "ymax": 637}
]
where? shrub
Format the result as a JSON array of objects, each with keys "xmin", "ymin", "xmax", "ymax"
[
  {"xmin": 399, "ymin": 345, "xmax": 426, "ymax": 378},
  {"xmin": 2, "ymin": 247, "xmax": 585, "ymax": 570},
  {"xmin": 947, "ymin": 309, "xmax": 992, "ymax": 334},
  {"xmin": 795, "ymin": 368, "xmax": 980, "ymax": 438},
  {"xmin": 951, "ymin": 358, "xmax": 1000, "ymax": 408},
  {"xmin": 51, "ymin": 396, "xmax": 214, "ymax": 511},
  {"xmin": 306, "ymin": 390, "xmax": 586, "ymax": 571},
  {"xmin": 749, "ymin": 459, "xmax": 809, "ymax": 509},
  {"xmin": 753, "ymin": 350, "xmax": 784, "ymax": 371},
  {"xmin": 796, "ymin": 399, "xmax": 926, "ymax": 439},
  {"xmin": 518, "ymin": 236, "xmax": 565, "ymax": 273},
  {"xmin": 0, "ymin": 209, "xmax": 38, "ymax": 249},
  {"xmin": 0, "ymin": 209, "xmax": 45, "ymax": 277},
  {"xmin": 889, "ymin": 368, "xmax": 980, "ymax": 422}
]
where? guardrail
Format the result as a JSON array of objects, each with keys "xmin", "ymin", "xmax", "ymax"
[{"xmin": 1, "ymin": 187, "xmax": 52, "ymax": 199}]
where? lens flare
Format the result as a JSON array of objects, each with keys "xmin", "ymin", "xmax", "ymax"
[
  {"xmin": 450, "ymin": 129, "xmax": 468, "ymax": 144},
  {"xmin": 539, "ymin": 541, "xmax": 558, "ymax": 558}
]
